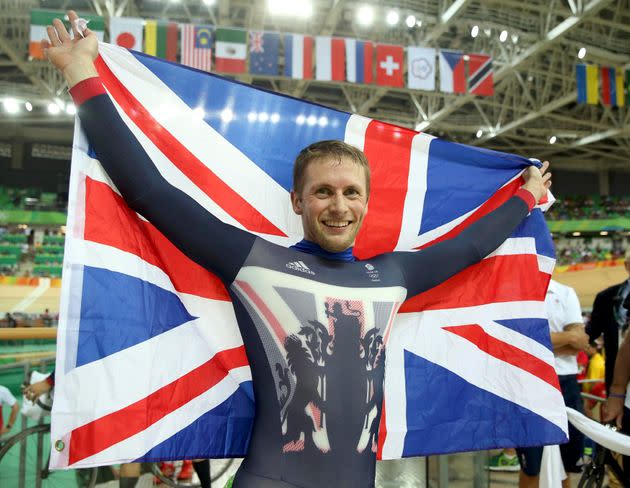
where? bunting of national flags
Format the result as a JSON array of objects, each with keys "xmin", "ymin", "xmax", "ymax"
[
  {"xmin": 28, "ymin": 9, "xmax": 496, "ymax": 96},
  {"xmin": 576, "ymin": 63, "xmax": 629, "ymax": 107}
]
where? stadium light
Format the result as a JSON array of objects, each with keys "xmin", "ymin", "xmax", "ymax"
[
  {"xmin": 578, "ymin": 47, "xmax": 586, "ymax": 59},
  {"xmin": 268, "ymin": 0, "xmax": 312, "ymax": 18},
  {"xmin": 357, "ymin": 5, "xmax": 374, "ymax": 26},
  {"xmin": 471, "ymin": 25, "xmax": 479, "ymax": 38},
  {"xmin": 2, "ymin": 98, "xmax": 20, "ymax": 114},
  {"xmin": 66, "ymin": 104, "xmax": 77, "ymax": 115},
  {"xmin": 499, "ymin": 30, "xmax": 508, "ymax": 42},
  {"xmin": 476, "ymin": 129, "xmax": 483, "ymax": 138},
  {"xmin": 549, "ymin": 135, "xmax": 557, "ymax": 144},
  {"xmin": 25, "ymin": 101, "xmax": 33, "ymax": 112},
  {"xmin": 511, "ymin": 34, "xmax": 519, "ymax": 44},
  {"xmin": 600, "ymin": 231, "xmax": 609, "ymax": 236},
  {"xmin": 47, "ymin": 102, "xmax": 61, "ymax": 115},
  {"xmin": 386, "ymin": 10, "xmax": 399, "ymax": 26},
  {"xmin": 572, "ymin": 231, "xmax": 581, "ymax": 236},
  {"xmin": 405, "ymin": 15, "xmax": 416, "ymax": 28},
  {"xmin": 202, "ymin": 0, "xmax": 216, "ymax": 5},
  {"xmin": 484, "ymin": 28, "xmax": 491, "ymax": 37}
]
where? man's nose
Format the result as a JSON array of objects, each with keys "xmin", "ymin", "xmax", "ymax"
[{"xmin": 329, "ymin": 192, "xmax": 348, "ymax": 213}]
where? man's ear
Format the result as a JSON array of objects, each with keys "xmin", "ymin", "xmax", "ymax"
[{"xmin": 290, "ymin": 190, "xmax": 303, "ymax": 215}]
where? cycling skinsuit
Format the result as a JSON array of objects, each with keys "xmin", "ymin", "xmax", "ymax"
[{"xmin": 70, "ymin": 77, "xmax": 535, "ymax": 488}]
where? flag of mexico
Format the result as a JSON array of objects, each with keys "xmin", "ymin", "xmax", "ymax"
[{"xmin": 215, "ymin": 28, "xmax": 247, "ymax": 73}]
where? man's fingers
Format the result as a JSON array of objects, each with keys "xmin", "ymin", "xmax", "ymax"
[
  {"xmin": 46, "ymin": 25, "xmax": 61, "ymax": 46},
  {"xmin": 540, "ymin": 160, "xmax": 550, "ymax": 174},
  {"xmin": 53, "ymin": 18, "xmax": 71, "ymax": 43}
]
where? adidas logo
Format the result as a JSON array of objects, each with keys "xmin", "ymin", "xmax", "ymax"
[{"xmin": 286, "ymin": 260, "xmax": 315, "ymax": 275}]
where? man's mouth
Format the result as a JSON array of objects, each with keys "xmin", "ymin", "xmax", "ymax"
[{"xmin": 322, "ymin": 220, "xmax": 351, "ymax": 228}]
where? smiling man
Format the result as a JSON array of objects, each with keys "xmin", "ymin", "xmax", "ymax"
[{"xmin": 44, "ymin": 12, "xmax": 551, "ymax": 488}]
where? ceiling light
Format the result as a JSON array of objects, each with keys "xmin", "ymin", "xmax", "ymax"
[
  {"xmin": 578, "ymin": 47, "xmax": 586, "ymax": 59},
  {"xmin": 572, "ymin": 231, "xmax": 581, "ymax": 237},
  {"xmin": 471, "ymin": 25, "xmax": 479, "ymax": 38},
  {"xmin": 511, "ymin": 34, "xmax": 519, "ymax": 44},
  {"xmin": 47, "ymin": 102, "xmax": 60, "ymax": 115},
  {"xmin": 65, "ymin": 104, "xmax": 77, "ymax": 115},
  {"xmin": 268, "ymin": 0, "xmax": 312, "ymax": 18},
  {"xmin": 202, "ymin": 0, "xmax": 215, "ymax": 4},
  {"xmin": 484, "ymin": 28, "xmax": 492, "ymax": 37},
  {"xmin": 357, "ymin": 5, "xmax": 374, "ymax": 26},
  {"xmin": 3, "ymin": 98, "xmax": 20, "ymax": 114},
  {"xmin": 600, "ymin": 231, "xmax": 609, "ymax": 236},
  {"xmin": 499, "ymin": 30, "xmax": 508, "ymax": 42},
  {"xmin": 549, "ymin": 135, "xmax": 557, "ymax": 144},
  {"xmin": 405, "ymin": 15, "xmax": 416, "ymax": 28},
  {"xmin": 476, "ymin": 129, "xmax": 483, "ymax": 138},
  {"xmin": 386, "ymin": 10, "xmax": 399, "ymax": 26},
  {"xmin": 25, "ymin": 101, "xmax": 33, "ymax": 112}
]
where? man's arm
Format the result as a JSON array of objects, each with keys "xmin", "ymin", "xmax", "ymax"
[
  {"xmin": 586, "ymin": 291, "xmax": 606, "ymax": 341},
  {"xmin": 551, "ymin": 324, "xmax": 589, "ymax": 355},
  {"xmin": 603, "ymin": 332, "xmax": 630, "ymax": 428},
  {"xmin": 393, "ymin": 164, "xmax": 550, "ymax": 298},
  {"xmin": 44, "ymin": 12, "xmax": 255, "ymax": 283}
]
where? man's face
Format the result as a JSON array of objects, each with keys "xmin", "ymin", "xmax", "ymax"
[{"xmin": 291, "ymin": 157, "xmax": 369, "ymax": 253}]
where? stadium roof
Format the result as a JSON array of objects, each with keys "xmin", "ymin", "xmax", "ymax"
[{"xmin": 1, "ymin": 0, "xmax": 629, "ymax": 171}]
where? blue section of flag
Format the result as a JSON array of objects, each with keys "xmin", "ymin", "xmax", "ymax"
[
  {"xmin": 512, "ymin": 209, "xmax": 556, "ymax": 259},
  {"xmin": 77, "ymin": 267, "xmax": 196, "ymax": 368},
  {"xmin": 195, "ymin": 26, "xmax": 212, "ymax": 50},
  {"xmin": 356, "ymin": 41, "xmax": 365, "ymax": 83},
  {"xmin": 495, "ymin": 319, "xmax": 553, "ymax": 350},
  {"xmin": 609, "ymin": 67, "xmax": 617, "ymax": 107},
  {"xmin": 131, "ymin": 51, "xmax": 349, "ymax": 192},
  {"xmin": 137, "ymin": 382, "xmax": 255, "ymax": 460},
  {"xmin": 402, "ymin": 350, "xmax": 567, "ymax": 456},
  {"xmin": 249, "ymin": 32, "xmax": 279, "ymax": 75},
  {"xmin": 576, "ymin": 64, "xmax": 587, "ymax": 104},
  {"xmin": 284, "ymin": 34, "xmax": 294, "ymax": 78},
  {"xmin": 420, "ymin": 138, "xmax": 534, "ymax": 235},
  {"xmin": 442, "ymin": 50, "xmax": 463, "ymax": 70}
]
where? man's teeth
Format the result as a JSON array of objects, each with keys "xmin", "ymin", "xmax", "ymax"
[{"xmin": 324, "ymin": 221, "xmax": 350, "ymax": 228}]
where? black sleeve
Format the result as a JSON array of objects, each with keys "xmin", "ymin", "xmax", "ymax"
[
  {"xmin": 392, "ymin": 195, "xmax": 530, "ymax": 298},
  {"xmin": 78, "ymin": 94, "xmax": 256, "ymax": 283},
  {"xmin": 586, "ymin": 291, "xmax": 605, "ymax": 341}
]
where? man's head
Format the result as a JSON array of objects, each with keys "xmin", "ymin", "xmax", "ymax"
[{"xmin": 291, "ymin": 140, "xmax": 371, "ymax": 253}]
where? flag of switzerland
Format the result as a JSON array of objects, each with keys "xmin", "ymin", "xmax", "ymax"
[{"xmin": 376, "ymin": 45, "xmax": 404, "ymax": 87}]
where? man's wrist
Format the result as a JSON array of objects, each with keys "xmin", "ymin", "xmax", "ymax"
[{"xmin": 62, "ymin": 60, "xmax": 99, "ymax": 89}]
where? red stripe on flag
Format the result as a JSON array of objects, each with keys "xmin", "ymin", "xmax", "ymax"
[
  {"xmin": 354, "ymin": 122, "xmax": 415, "ymax": 260},
  {"xmin": 442, "ymin": 324, "xmax": 560, "ymax": 391},
  {"xmin": 417, "ymin": 178, "xmax": 522, "ymax": 250},
  {"xmin": 454, "ymin": 59, "xmax": 466, "ymax": 93},
  {"xmin": 166, "ymin": 23, "xmax": 178, "ymax": 62},
  {"xmin": 399, "ymin": 254, "xmax": 550, "ymax": 313},
  {"xmin": 216, "ymin": 58, "xmax": 246, "ymax": 73},
  {"xmin": 601, "ymin": 67, "xmax": 611, "ymax": 105},
  {"xmin": 376, "ymin": 398, "xmax": 386, "ymax": 460},
  {"xmin": 68, "ymin": 345, "xmax": 249, "ymax": 465},
  {"xmin": 364, "ymin": 42, "xmax": 373, "ymax": 84},
  {"xmin": 84, "ymin": 177, "xmax": 230, "ymax": 301},
  {"xmin": 331, "ymin": 38, "xmax": 346, "ymax": 81},
  {"xmin": 94, "ymin": 56, "xmax": 286, "ymax": 238},
  {"xmin": 303, "ymin": 36, "xmax": 313, "ymax": 79}
]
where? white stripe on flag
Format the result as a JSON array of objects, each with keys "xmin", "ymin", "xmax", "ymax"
[
  {"xmin": 345, "ymin": 38, "xmax": 356, "ymax": 83},
  {"xmin": 98, "ymin": 44, "xmax": 301, "ymax": 239},
  {"xmin": 316, "ymin": 36, "xmax": 332, "ymax": 81},
  {"xmin": 292, "ymin": 35, "xmax": 304, "ymax": 79},
  {"xmin": 344, "ymin": 114, "xmax": 371, "ymax": 152}
]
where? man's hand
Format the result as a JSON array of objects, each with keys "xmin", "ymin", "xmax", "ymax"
[
  {"xmin": 603, "ymin": 396, "xmax": 625, "ymax": 429},
  {"xmin": 566, "ymin": 326, "xmax": 590, "ymax": 351},
  {"xmin": 521, "ymin": 160, "xmax": 552, "ymax": 203},
  {"xmin": 0, "ymin": 425, "xmax": 10, "ymax": 435},
  {"xmin": 22, "ymin": 378, "xmax": 52, "ymax": 401},
  {"xmin": 43, "ymin": 10, "xmax": 98, "ymax": 88}
]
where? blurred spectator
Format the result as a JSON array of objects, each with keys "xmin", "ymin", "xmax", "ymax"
[
  {"xmin": 42, "ymin": 308, "xmax": 52, "ymax": 327},
  {"xmin": 0, "ymin": 384, "xmax": 19, "ymax": 437},
  {"xmin": 3, "ymin": 313, "xmax": 17, "ymax": 328},
  {"xmin": 547, "ymin": 195, "xmax": 630, "ymax": 221}
]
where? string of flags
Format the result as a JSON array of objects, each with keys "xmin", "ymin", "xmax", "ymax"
[
  {"xmin": 575, "ymin": 64, "xmax": 629, "ymax": 107},
  {"xmin": 29, "ymin": 9, "xmax": 495, "ymax": 96}
]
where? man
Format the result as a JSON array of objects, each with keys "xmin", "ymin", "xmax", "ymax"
[
  {"xmin": 0, "ymin": 384, "xmax": 19, "ymax": 437},
  {"xmin": 603, "ymin": 328, "xmax": 630, "ymax": 480},
  {"xmin": 588, "ymin": 250, "xmax": 630, "ymax": 390},
  {"xmin": 43, "ymin": 12, "xmax": 551, "ymax": 488},
  {"xmin": 516, "ymin": 280, "xmax": 588, "ymax": 488}
]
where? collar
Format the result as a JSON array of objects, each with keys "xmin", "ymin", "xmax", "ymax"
[{"xmin": 290, "ymin": 239, "xmax": 356, "ymax": 262}]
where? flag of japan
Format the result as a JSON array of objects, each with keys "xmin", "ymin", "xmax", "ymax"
[
  {"xmin": 376, "ymin": 44, "xmax": 404, "ymax": 87},
  {"xmin": 109, "ymin": 17, "xmax": 143, "ymax": 51}
]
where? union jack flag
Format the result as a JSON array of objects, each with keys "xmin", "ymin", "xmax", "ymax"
[{"xmin": 51, "ymin": 42, "xmax": 567, "ymax": 469}]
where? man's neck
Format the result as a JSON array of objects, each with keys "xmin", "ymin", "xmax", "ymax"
[{"xmin": 290, "ymin": 239, "xmax": 356, "ymax": 262}]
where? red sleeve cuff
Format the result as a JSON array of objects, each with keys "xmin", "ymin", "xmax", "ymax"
[
  {"xmin": 46, "ymin": 374, "xmax": 55, "ymax": 387},
  {"xmin": 69, "ymin": 77, "xmax": 106, "ymax": 106},
  {"xmin": 515, "ymin": 188, "xmax": 536, "ymax": 211}
]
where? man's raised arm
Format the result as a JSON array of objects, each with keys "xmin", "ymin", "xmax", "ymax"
[{"xmin": 44, "ymin": 11, "xmax": 255, "ymax": 283}]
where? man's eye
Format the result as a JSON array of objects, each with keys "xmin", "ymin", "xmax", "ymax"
[
  {"xmin": 345, "ymin": 189, "xmax": 359, "ymax": 196},
  {"xmin": 316, "ymin": 188, "xmax": 330, "ymax": 195}
]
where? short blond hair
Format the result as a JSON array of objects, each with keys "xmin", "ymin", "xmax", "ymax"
[{"xmin": 292, "ymin": 140, "xmax": 371, "ymax": 196}]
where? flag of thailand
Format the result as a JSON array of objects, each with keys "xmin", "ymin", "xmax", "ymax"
[{"xmin": 284, "ymin": 34, "xmax": 313, "ymax": 79}]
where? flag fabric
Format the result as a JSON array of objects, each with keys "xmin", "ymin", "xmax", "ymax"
[
  {"xmin": 29, "ymin": 9, "xmax": 104, "ymax": 60},
  {"xmin": 586, "ymin": 64, "xmax": 599, "ymax": 104},
  {"xmin": 249, "ymin": 31, "xmax": 279, "ymax": 75},
  {"xmin": 375, "ymin": 44, "xmax": 404, "ymax": 87},
  {"xmin": 215, "ymin": 28, "xmax": 247, "ymax": 73},
  {"xmin": 576, "ymin": 64, "xmax": 587, "ymax": 104},
  {"xmin": 614, "ymin": 69, "xmax": 625, "ymax": 107},
  {"xmin": 144, "ymin": 21, "xmax": 178, "ymax": 62},
  {"xmin": 407, "ymin": 47, "xmax": 436, "ymax": 91},
  {"xmin": 51, "ymin": 42, "xmax": 567, "ymax": 469},
  {"xmin": 626, "ymin": 69, "xmax": 630, "ymax": 107},
  {"xmin": 601, "ymin": 66, "xmax": 614, "ymax": 106},
  {"xmin": 439, "ymin": 50, "xmax": 466, "ymax": 93},
  {"xmin": 345, "ymin": 39, "xmax": 373, "ymax": 84},
  {"xmin": 180, "ymin": 24, "xmax": 213, "ymax": 72},
  {"xmin": 284, "ymin": 34, "xmax": 314, "ymax": 79},
  {"xmin": 315, "ymin": 36, "xmax": 345, "ymax": 81},
  {"xmin": 468, "ymin": 53, "xmax": 494, "ymax": 96},
  {"xmin": 109, "ymin": 17, "xmax": 143, "ymax": 51}
]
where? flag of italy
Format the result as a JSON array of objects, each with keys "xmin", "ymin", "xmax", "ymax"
[
  {"xmin": 30, "ymin": 9, "xmax": 104, "ymax": 60},
  {"xmin": 215, "ymin": 28, "xmax": 247, "ymax": 73}
]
